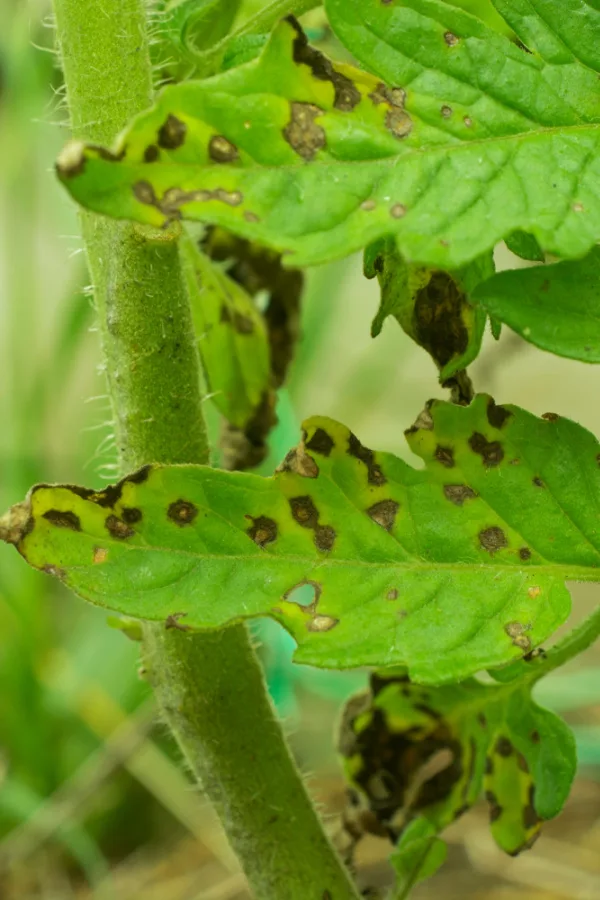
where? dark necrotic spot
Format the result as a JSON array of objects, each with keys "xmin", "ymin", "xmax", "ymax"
[
  {"xmin": 413, "ymin": 271, "xmax": 469, "ymax": 368},
  {"xmin": 121, "ymin": 507, "xmax": 142, "ymax": 524},
  {"xmin": 305, "ymin": 427, "xmax": 334, "ymax": 457},
  {"xmin": 127, "ymin": 464, "xmax": 152, "ymax": 486},
  {"xmin": 444, "ymin": 31, "xmax": 459, "ymax": 46},
  {"xmin": 168, "ymin": 499, "xmax": 198, "ymax": 526},
  {"xmin": 533, "ymin": 476, "xmax": 544, "ymax": 488},
  {"xmin": 43, "ymin": 509, "xmax": 81, "ymax": 531},
  {"xmin": 144, "ymin": 145, "xmax": 159, "ymax": 163},
  {"xmin": 519, "ymin": 547, "xmax": 532, "ymax": 560},
  {"xmin": 386, "ymin": 588, "xmax": 398, "ymax": 601},
  {"xmin": 289, "ymin": 495, "xmax": 319, "ymax": 528},
  {"xmin": 246, "ymin": 515, "xmax": 278, "ymax": 547},
  {"xmin": 485, "ymin": 790, "xmax": 503, "ymax": 823},
  {"xmin": 495, "ymin": 736, "xmax": 513, "ymax": 757},
  {"xmin": 314, "ymin": 524, "xmax": 336, "ymax": 551},
  {"xmin": 157, "ymin": 114, "xmax": 187, "ymax": 150},
  {"xmin": 517, "ymin": 752, "xmax": 529, "ymax": 773},
  {"xmin": 469, "ymin": 432, "xmax": 504, "ymax": 467},
  {"xmin": 485, "ymin": 756, "xmax": 494, "ymax": 775},
  {"xmin": 283, "ymin": 101, "xmax": 326, "ymax": 161},
  {"xmin": 523, "ymin": 785, "xmax": 539, "ymax": 830},
  {"xmin": 479, "ymin": 526, "xmax": 508, "ymax": 554},
  {"xmin": 105, "ymin": 515, "xmax": 134, "ymax": 539},
  {"xmin": 209, "ymin": 135, "xmax": 239, "ymax": 163},
  {"xmin": 367, "ymin": 499, "xmax": 399, "ymax": 531},
  {"xmin": 287, "ymin": 16, "xmax": 361, "ymax": 111},
  {"xmin": 531, "ymin": 730, "xmax": 541, "ymax": 744},
  {"xmin": 443, "ymin": 484, "xmax": 476, "ymax": 506},
  {"xmin": 220, "ymin": 304, "xmax": 254, "ymax": 334},
  {"xmin": 434, "ymin": 445, "xmax": 455, "ymax": 468},
  {"xmin": 347, "ymin": 432, "xmax": 386, "ymax": 485},
  {"xmin": 133, "ymin": 180, "xmax": 158, "ymax": 206},
  {"xmin": 487, "ymin": 398, "xmax": 512, "ymax": 429}
]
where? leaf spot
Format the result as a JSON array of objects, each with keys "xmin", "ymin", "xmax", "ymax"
[
  {"xmin": 93, "ymin": 546, "xmax": 109, "ymax": 564},
  {"xmin": 361, "ymin": 199, "xmax": 377, "ymax": 211},
  {"xmin": 277, "ymin": 447, "xmax": 319, "ymax": 478},
  {"xmin": 246, "ymin": 515, "xmax": 278, "ymax": 547},
  {"xmin": 505, "ymin": 621, "xmax": 526, "ymax": 637},
  {"xmin": 105, "ymin": 515, "xmax": 134, "ymax": 539},
  {"xmin": 289, "ymin": 495, "xmax": 319, "ymax": 528},
  {"xmin": 348, "ymin": 432, "xmax": 387, "ymax": 485},
  {"xmin": 168, "ymin": 499, "xmax": 198, "ymax": 526},
  {"xmin": 305, "ymin": 427, "xmax": 335, "ymax": 457},
  {"xmin": 283, "ymin": 101, "xmax": 326, "ymax": 161},
  {"xmin": 307, "ymin": 615, "xmax": 339, "ymax": 632},
  {"xmin": 43, "ymin": 509, "xmax": 81, "ymax": 531},
  {"xmin": 220, "ymin": 304, "xmax": 254, "ymax": 334},
  {"xmin": 517, "ymin": 752, "xmax": 529, "ymax": 773},
  {"xmin": 519, "ymin": 547, "xmax": 532, "ymax": 560},
  {"xmin": 485, "ymin": 756, "xmax": 494, "ymax": 775},
  {"xmin": 386, "ymin": 588, "xmax": 398, "ymax": 600},
  {"xmin": 532, "ymin": 476, "xmax": 544, "ymax": 488},
  {"xmin": 283, "ymin": 579, "xmax": 321, "ymax": 612},
  {"xmin": 485, "ymin": 790, "xmax": 503, "ymax": 823},
  {"xmin": 531, "ymin": 730, "xmax": 541, "ymax": 743},
  {"xmin": 444, "ymin": 31, "xmax": 460, "ymax": 46},
  {"xmin": 367, "ymin": 499, "xmax": 399, "ymax": 531},
  {"xmin": 315, "ymin": 524, "xmax": 336, "ymax": 551},
  {"xmin": 441, "ymin": 105, "xmax": 452, "ymax": 118},
  {"xmin": 542, "ymin": 412, "xmax": 559, "ymax": 422},
  {"xmin": 434, "ymin": 445, "xmax": 455, "ymax": 468},
  {"xmin": 209, "ymin": 135, "xmax": 239, "ymax": 163},
  {"xmin": 443, "ymin": 484, "xmax": 477, "ymax": 506},
  {"xmin": 121, "ymin": 507, "xmax": 142, "ymax": 524},
  {"xmin": 463, "ymin": 116, "xmax": 473, "ymax": 127},
  {"xmin": 495, "ymin": 736, "xmax": 513, "ymax": 757},
  {"xmin": 487, "ymin": 399, "xmax": 512, "ymax": 429},
  {"xmin": 144, "ymin": 145, "xmax": 159, "ymax": 163},
  {"xmin": 244, "ymin": 211, "xmax": 260, "ymax": 223},
  {"xmin": 469, "ymin": 432, "xmax": 504, "ymax": 467},
  {"xmin": 288, "ymin": 17, "xmax": 361, "ymax": 111},
  {"xmin": 573, "ymin": 202, "xmax": 584, "ymax": 213},
  {"xmin": 165, "ymin": 612, "xmax": 191, "ymax": 632},
  {"xmin": 43, "ymin": 564, "xmax": 66, "ymax": 579},
  {"xmin": 390, "ymin": 203, "xmax": 406, "ymax": 218},
  {"xmin": 157, "ymin": 114, "xmax": 186, "ymax": 150},
  {"xmin": 514, "ymin": 634, "xmax": 532, "ymax": 651},
  {"xmin": 528, "ymin": 585, "xmax": 541, "ymax": 599}
]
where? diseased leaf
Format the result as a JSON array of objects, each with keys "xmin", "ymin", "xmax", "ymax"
[
  {"xmin": 338, "ymin": 667, "xmax": 575, "ymax": 863},
  {"xmin": 504, "ymin": 230, "xmax": 545, "ymax": 262},
  {"xmin": 182, "ymin": 237, "xmax": 270, "ymax": 429},
  {"xmin": 366, "ymin": 238, "xmax": 493, "ymax": 383},
  {"xmin": 3, "ymin": 395, "xmax": 600, "ymax": 683},
  {"xmin": 472, "ymin": 247, "xmax": 600, "ymax": 362},
  {"xmin": 56, "ymin": 10, "xmax": 600, "ymax": 269}
]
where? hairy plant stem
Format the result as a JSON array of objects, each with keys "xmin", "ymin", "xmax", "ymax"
[{"xmin": 51, "ymin": 1, "xmax": 360, "ymax": 897}]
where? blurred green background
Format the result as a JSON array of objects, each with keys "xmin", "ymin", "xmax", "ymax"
[{"xmin": 0, "ymin": 1, "xmax": 599, "ymax": 898}]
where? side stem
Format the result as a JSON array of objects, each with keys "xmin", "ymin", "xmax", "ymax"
[{"xmin": 51, "ymin": 1, "xmax": 360, "ymax": 897}]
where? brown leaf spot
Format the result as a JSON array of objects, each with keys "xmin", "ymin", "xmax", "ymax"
[
  {"xmin": 390, "ymin": 202, "xmax": 406, "ymax": 218},
  {"xmin": 542, "ymin": 412, "xmax": 559, "ymax": 422},
  {"xmin": 369, "ymin": 83, "xmax": 406, "ymax": 109},
  {"xmin": 487, "ymin": 399, "xmax": 512, "ymax": 429},
  {"xmin": 367, "ymin": 499, "xmax": 399, "ymax": 531},
  {"xmin": 532, "ymin": 477, "xmax": 544, "ymax": 488},
  {"xmin": 168, "ymin": 499, "xmax": 198, "ymax": 526},
  {"xmin": 573, "ymin": 202, "xmax": 584, "ymax": 213},
  {"xmin": 443, "ymin": 484, "xmax": 476, "ymax": 506},
  {"xmin": 485, "ymin": 790, "xmax": 503, "ymax": 823},
  {"xmin": 514, "ymin": 634, "xmax": 532, "ymax": 651},
  {"xmin": 157, "ymin": 114, "xmax": 186, "ymax": 150},
  {"xmin": 444, "ymin": 31, "xmax": 460, "ymax": 46},
  {"xmin": 434, "ymin": 445, "xmax": 455, "ymax": 468},
  {"xmin": 528, "ymin": 585, "xmax": 541, "ymax": 599},
  {"xmin": 441, "ymin": 104, "xmax": 452, "ymax": 118},
  {"xmin": 505, "ymin": 621, "xmax": 525, "ymax": 638},
  {"xmin": 523, "ymin": 785, "xmax": 540, "ymax": 829},
  {"xmin": 105, "ymin": 515, "xmax": 134, "ymax": 539},
  {"xmin": 305, "ymin": 427, "xmax": 335, "ymax": 457},
  {"xmin": 165, "ymin": 612, "xmax": 191, "ymax": 632},
  {"xmin": 315, "ymin": 524, "xmax": 336, "ymax": 552},
  {"xmin": 463, "ymin": 116, "xmax": 473, "ymax": 127},
  {"xmin": 531, "ymin": 730, "xmax": 541, "ymax": 744},
  {"xmin": 209, "ymin": 135, "xmax": 239, "ymax": 163},
  {"xmin": 220, "ymin": 304, "xmax": 254, "ymax": 334},
  {"xmin": 122, "ymin": 507, "xmax": 142, "ymax": 524},
  {"xmin": 361, "ymin": 199, "xmax": 377, "ymax": 211},
  {"xmin": 133, "ymin": 180, "xmax": 158, "ymax": 206},
  {"xmin": 43, "ymin": 509, "xmax": 81, "ymax": 531},
  {"xmin": 307, "ymin": 615, "xmax": 339, "ymax": 632},
  {"xmin": 386, "ymin": 108, "xmax": 413, "ymax": 139},
  {"xmin": 144, "ymin": 145, "xmax": 159, "ymax": 163},
  {"xmin": 246, "ymin": 515, "xmax": 278, "ymax": 547},
  {"xmin": 517, "ymin": 752, "xmax": 529, "ymax": 773},
  {"xmin": 43, "ymin": 564, "xmax": 66, "ymax": 579},
  {"xmin": 479, "ymin": 526, "xmax": 508, "ymax": 554},
  {"xmin": 288, "ymin": 17, "xmax": 361, "ymax": 111},
  {"xmin": 289, "ymin": 495, "xmax": 319, "ymax": 528},
  {"xmin": 485, "ymin": 756, "xmax": 494, "ymax": 775},
  {"xmin": 347, "ymin": 432, "xmax": 386, "ymax": 485},
  {"xmin": 469, "ymin": 432, "xmax": 504, "ymax": 467},
  {"xmin": 93, "ymin": 547, "xmax": 109, "ymax": 564},
  {"xmin": 519, "ymin": 547, "xmax": 532, "ymax": 560},
  {"xmin": 386, "ymin": 588, "xmax": 398, "ymax": 601},
  {"xmin": 413, "ymin": 271, "xmax": 469, "ymax": 368},
  {"xmin": 277, "ymin": 447, "xmax": 319, "ymax": 478},
  {"xmin": 495, "ymin": 736, "xmax": 513, "ymax": 757},
  {"xmin": 283, "ymin": 102, "xmax": 326, "ymax": 160}
]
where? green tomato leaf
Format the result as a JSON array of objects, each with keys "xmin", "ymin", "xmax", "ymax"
[
  {"xmin": 182, "ymin": 236, "xmax": 271, "ymax": 428},
  {"xmin": 472, "ymin": 247, "xmax": 600, "ymax": 362},
  {"xmin": 504, "ymin": 230, "xmax": 545, "ymax": 262},
  {"xmin": 3, "ymin": 395, "xmax": 600, "ymax": 683},
  {"xmin": 366, "ymin": 238, "xmax": 493, "ymax": 381},
  {"xmin": 56, "ymin": 11, "xmax": 600, "ymax": 270},
  {"xmin": 164, "ymin": 0, "xmax": 242, "ymax": 54},
  {"xmin": 389, "ymin": 820, "xmax": 447, "ymax": 895},
  {"xmin": 339, "ymin": 669, "xmax": 576, "ymax": 860}
]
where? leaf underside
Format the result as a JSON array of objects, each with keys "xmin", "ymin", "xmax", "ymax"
[
  {"xmin": 6, "ymin": 394, "xmax": 600, "ymax": 684},
  {"xmin": 339, "ymin": 670, "xmax": 576, "ymax": 860},
  {"xmin": 55, "ymin": 5, "xmax": 600, "ymax": 269}
]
